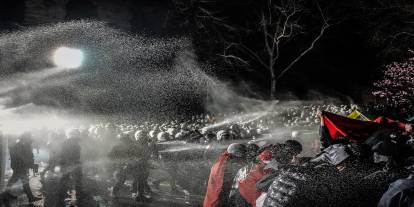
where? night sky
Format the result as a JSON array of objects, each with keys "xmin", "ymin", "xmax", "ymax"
[{"xmin": 1, "ymin": 0, "xmax": 413, "ymax": 107}]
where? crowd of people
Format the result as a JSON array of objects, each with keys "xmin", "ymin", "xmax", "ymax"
[
  {"xmin": 281, "ymin": 104, "xmax": 353, "ymax": 128},
  {"xmin": 204, "ymin": 110, "xmax": 414, "ymax": 207},
  {"xmin": 0, "ymin": 103, "xmax": 412, "ymax": 207}
]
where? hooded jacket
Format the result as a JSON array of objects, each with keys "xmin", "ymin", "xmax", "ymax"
[{"xmin": 378, "ymin": 174, "xmax": 414, "ymax": 207}]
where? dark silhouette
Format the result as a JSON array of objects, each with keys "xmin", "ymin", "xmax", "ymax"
[{"xmin": 6, "ymin": 132, "xmax": 41, "ymax": 203}]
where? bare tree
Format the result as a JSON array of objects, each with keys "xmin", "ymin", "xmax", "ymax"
[{"xmin": 222, "ymin": 0, "xmax": 330, "ymax": 99}]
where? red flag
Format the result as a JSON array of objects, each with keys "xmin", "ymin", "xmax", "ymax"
[
  {"xmin": 322, "ymin": 111, "xmax": 406, "ymax": 143},
  {"xmin": 373, "ymin": 116, "xmax": 406, "ymax": 130},
  {"xmin": 203, "ymin": 151, "xmax": 230, "ymax": 207},
  {"xmin": 239, "ymin": 163, "xmax": 270, "ymax": 206}
]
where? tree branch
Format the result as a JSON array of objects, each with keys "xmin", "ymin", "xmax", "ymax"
[
  {"xmin": 223, "ymin": 43, "xmax": 269, "ymax": 70},
  {"xmin": 220, "ymin": 54, "xmax": 250, "ymax": 65},
  {"xmin": 276, "ymin": 22, "xmax": 329, "ymax": 80},
  {"xmin": 261, "ymin": 13, "xmax": 274, "ymax": 57},
  {"xmin": 274, "ymin": 0, "xmax": 329, "ymax": 80}
]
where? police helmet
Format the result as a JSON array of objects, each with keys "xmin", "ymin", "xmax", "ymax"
[
  {"xmin": 216, "ymin": 130, "xmax": 232, "ymax": 141},
  {"xmin": 157, "ymin": 132, "xmax": 170, "ymax": 142},
  {"xmin": 134, "ymin": 130, "xmax": 149, "ymax": 143},
  {"xmin": 227, "ymin": 143, "xmax": 246, "ymax": 158}
]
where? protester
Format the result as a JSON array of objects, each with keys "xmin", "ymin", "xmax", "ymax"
[
  {"xmin": 228, "ymin": 144, "xmax": 261, "ymax": 207},
  {"xmin": 236, "ymin": 149, "xmax": 274, "ymax": 207},
  {"xmin": 204, "ymin": 143, "xmax": 247, "ymax": 207},
  {"xmin": 2, "ymin": 102, "xmax": 414, "ymax": 207},
  {"xmin": 378, "ymin": 157, "xmax": 414, "ymax": 207}
]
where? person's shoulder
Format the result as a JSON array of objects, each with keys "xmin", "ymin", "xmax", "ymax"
[
  {"xmin": 275, "ymin": 164, "xmax": 310, "ymax": 180},
  {"xmin": 390, "ymin": 176, "xmax": 414, "ymax": 190}
]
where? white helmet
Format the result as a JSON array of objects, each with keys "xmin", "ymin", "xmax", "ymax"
[
  {"xmin": 174, "ymin": 130, "xmax": 187, "ymax": 140},
  {"xmin": 135, "ymin": 130, "xmax": 149, "ymax": 143},
  {"xmin": 166, "ymin": 128, "xmax": 177, "ymax": 137},
  {"xmin": 157, "ymin": 132, "xmax": 170, "ymax": 142},
  {"xmin": 149, "ymin": 130, "xmax": 157, "ymax": 138},
  {"xmin": 124, "ymin": 130, "xmax": 135, "ymax": 139},
  {"xmin": 216, "ymin": 130, "xmax": 232, "ymax": 141},
  {"xmin": 227, "ymin": 143, "xmax": 246, "ymax": 158}
]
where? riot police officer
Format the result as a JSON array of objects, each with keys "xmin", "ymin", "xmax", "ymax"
[
  {"xmin": 109, "ymin": 133, "xmax": 142, "ymax": 200},
  {"xmin": 7, "ymin": 132, "xmax": 41, "ymax": 203},
  {"xmin": 133, "ymin": 130, "xmax": 152, "ymax": 201},
  {"xmin": 57, "ymin": 129, "xmax": 83, "ymax": 206}
]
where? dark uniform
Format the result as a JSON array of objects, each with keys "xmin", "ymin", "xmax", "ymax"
[
  {"xmin": 262, "ymin": 164, "xmax": 358, "ymax": 207},
  {"xmin": 378, "ymin": 174, "xmax": 414, "ymax": 207},
  {"xmin": 7, "ymin": 135, "xmax": 40, "ymax": 203},
  {"xmin": 57, "ymin": 136, "xmax": 83, "ymax": 206},
  {"xmin": 132, "ymin": 141, "xmax": 152, "ymax": 200},
  {"xmin": 262, "ymin": 153, "xmax": 384, "ymax": 207},
  {"xmin": 369, "ymin": 130, "xmax": 414, "ymax": 207},
  {"xmin": 109, "ymin": 135, "xmax": 147, "ymax": 200},
  {"xmin": 41, "ymin": 133, "xmax": 63, "ymax": 182}
]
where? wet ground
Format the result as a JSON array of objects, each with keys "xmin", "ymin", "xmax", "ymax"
[{"xmin": 5, "ymin": 167, "xmax": 204, "ymax": 207}]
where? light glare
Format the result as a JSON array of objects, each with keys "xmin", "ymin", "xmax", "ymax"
[{"xmin": 53, "ymin": 47, "xmax": 83, "ymax": 68}]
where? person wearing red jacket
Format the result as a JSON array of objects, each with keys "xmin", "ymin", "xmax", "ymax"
[
  {"xmin": 204, "ymin": 143, "xmax": 247, "ymax": 207},
  {"xmin": 237, "ymin": 149, "xmax": 274, "ymax": 207}
]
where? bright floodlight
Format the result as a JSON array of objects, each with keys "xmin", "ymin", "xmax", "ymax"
[{"xmin": 53, "ymin": 47, "xmax": 83, "ymax": 68}]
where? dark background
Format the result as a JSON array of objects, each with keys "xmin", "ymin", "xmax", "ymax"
[{"xmin": 1, "ymin": 0, "xmax": 414, "ymax": 103}]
